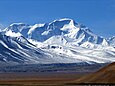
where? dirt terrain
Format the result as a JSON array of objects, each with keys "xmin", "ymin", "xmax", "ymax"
[
  {"xmin": 0, "ymin": 72, "xmax": 88, "ymax": 86},
  {"xmin": 69, "ymin": 62, "xmax": 115, "ymax": 84},
  {"xmin": 0, "ymin": 63, "xmax": 114, "ymax": 86}
]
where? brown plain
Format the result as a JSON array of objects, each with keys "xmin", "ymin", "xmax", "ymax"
[
  {"xmin": 0, "ymin": 62, "xmax": 115, "ymax": 85},
  {"xmin": 0, "ymin": 72, "xmax": 87, "ymax": 86}
]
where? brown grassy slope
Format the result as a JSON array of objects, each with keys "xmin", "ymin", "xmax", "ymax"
[{"xmin": 72, "ymin": 62, "xmax": 115, "ymax": 83}]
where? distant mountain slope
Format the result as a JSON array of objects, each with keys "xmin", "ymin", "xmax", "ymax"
[
  {"xmin": 0, "ymin": 31, "xmax": 85, "ymax": 65},
  {"xmin": 108, "ymin": 36, "xmax": 115, "ymax": 47},
  {"xmin": 0, "ymin": 31, "xmax": 46, "ymax": 65}
]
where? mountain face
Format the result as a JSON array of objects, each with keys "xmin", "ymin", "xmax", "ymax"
[
  {"xmin": 0, "ymin": 31, "xmax": 82, "ymax": 65},
  {"xmin": 108, "ymin": 36, "xmax": 115, "ymax": 47},
  {"xmin": 0, "ymin": 18, "xmax": 115, "ymax": 65},
  {"xmin": 5, "ymin": 18, "xmax": 107, "ymax": 45},
  {"xmin": 0, "ymin": 31, "xmax": 45, "ymax": 64}
]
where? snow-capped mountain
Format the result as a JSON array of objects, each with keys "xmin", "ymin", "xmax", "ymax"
[
  {"xmin": 108, "ymin": 36, "xmax": 115, "ymax": 47},
  {"xmin": 0, "ymin": 31, "xmax": 83, "ymax": 65},
  {"xmin": 5, "ymin": 18, "xmax": 108, "ymax": 46},
  {"xmin": 0, "ymin": 18, "xmax": 115, "ymax": 65}
]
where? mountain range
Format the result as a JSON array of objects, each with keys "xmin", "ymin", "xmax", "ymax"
[{"xmin": 0, "ymin": 18, "xmax": 115, "ymax": 65}]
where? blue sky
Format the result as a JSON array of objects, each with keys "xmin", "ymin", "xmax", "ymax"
[{"xmin": 0, "ymin": 0, "xmax": 115, "ymax": 37}]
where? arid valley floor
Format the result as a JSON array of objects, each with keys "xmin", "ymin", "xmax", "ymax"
[
  {"xmin": 0, "ymin": 72, "xmax": 88, "ymax": 86},
  {"xmin": 0, "ymin": 63, "xmax": 114, "ymax": 86}
]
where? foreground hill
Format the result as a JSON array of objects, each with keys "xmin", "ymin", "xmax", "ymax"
[{"xmin": 72, "ymin": 62, "xmax": 115, "ymax": 83}]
